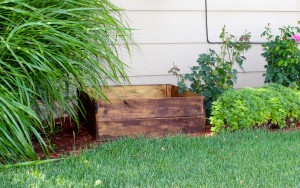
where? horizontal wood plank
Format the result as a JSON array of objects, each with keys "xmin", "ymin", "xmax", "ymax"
[
  {"xmin": 92, "ymin": 85, "xmax": 167, "ymax": 100},
  {"xmin": 97, "ymin": 97, "xmax": 204, "ymax": 120},
  {"xmin": 170, "ymin": 85, "xmax": 201, "ymax": 97},
  {"xmin": 96, "ymin": 116, "xmax": 205, "ymax": 140},
  {"xmin": 80, "ymin": 85, "xmax": 206, "ymax": 140}
]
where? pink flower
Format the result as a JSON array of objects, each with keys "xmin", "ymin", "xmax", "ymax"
[{"xmin": 292, "ymin": 34, "xmax": 300, "ymax": 42}]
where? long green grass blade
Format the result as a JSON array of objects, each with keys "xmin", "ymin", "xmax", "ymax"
[{"xmin": 0, "ymin": 0, "xmax": 133, "ymax": 164}]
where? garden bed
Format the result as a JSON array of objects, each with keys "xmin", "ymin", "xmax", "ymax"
[
  {"xmin": 34, "ymin": 116, "xmax": 300, "ymax": 159},
  {"xmin": 35, "ymin": 117, "xmax": 211, "ymax": 159},
  {"xmin": 79, "ymin": 84, "xmax": 206, "ymax": 140}
]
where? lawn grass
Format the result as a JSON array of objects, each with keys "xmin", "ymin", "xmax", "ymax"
[{"xmin": 1, "ymin": 129, "xmax": 300, "ymax": 187}]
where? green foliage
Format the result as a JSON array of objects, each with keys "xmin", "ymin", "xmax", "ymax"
[
  {"xmin": 176, "ymin": 26, "xmax": 251, "ymax": 117},
  {"xmin": 0, "ymin": 0, "xmax": 133, "ymax": 164},
  {"xmin": 210, "ymin": 84, "xmax": 300, "ymax": 133},
  {"xmin": 261, "ymin": 24, "xmax": 300, "ymax": 87}
]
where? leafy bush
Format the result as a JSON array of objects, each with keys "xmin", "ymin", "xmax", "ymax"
[
  {"xmin": 210, "ymin": 84, "xmax": 300, "ymax": 133},
  {"xmin": 172, "ymin": 26, "xmax": 251, "ymax": 117},
  {"xmin": 0, "ymin": 0, "xmax": 133, "ymax": 164},
  {"xmin": 261, "ymin": 24, "xmax": 300, "ymax": 87}
]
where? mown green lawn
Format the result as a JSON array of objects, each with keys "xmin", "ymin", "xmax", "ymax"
[{"xmin": 1, "ymin": 130, "xmax": 300, "ymax": 187}]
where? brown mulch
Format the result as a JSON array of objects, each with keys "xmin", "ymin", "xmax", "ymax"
[
  {"xmin": 35, "ymin": 117, "xmax": 211, "ymax": 159},
  {"xmin": 35, "ymin": 118, "xmax": 300, "ymax": 160},
  {"xmin": 36, "ymin": 117, "xmax": 100, "ymax": 159}
]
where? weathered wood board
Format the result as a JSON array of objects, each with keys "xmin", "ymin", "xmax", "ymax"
[{"xmin": 79, "ymin": 84, "xmax": 205, "ymax": 140}]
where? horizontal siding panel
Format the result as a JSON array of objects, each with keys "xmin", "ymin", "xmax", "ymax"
[
  {"xmin": 126, "ymin": 11, "xmax": 206, "ymax": 44},
  {"xmin": 112, "ymin": 0, "xmax": 300, "ymax": 11},
  {"xmin": 126, "ymin": 72, "xmax": 265, "ymax": 89},
  {"xmin": 207, "ymin": 11, "xmax": 300, "ymax": 42},
  {"xmin": 209, "ymin": 0, "xmax": 300, "ymax": 12},
  {"xmin": 111, "ymin": 0, "xmax": 204, "ymax": 11},
  {"xmin": 126, "ymin": 11, "xmax": 299, "ymax": 44},
  {"xmin": 235, "ymin": 72, "xmax": 265, "ymax": 88},
  {"xmin": 110, "ymin": 0, "xmax": 298, "ymax": 89},
  {"xmin": 120, "ymin": 44, "xmax": 266, "ymax": 76}
]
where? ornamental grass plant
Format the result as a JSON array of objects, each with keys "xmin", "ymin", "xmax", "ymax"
[{"xmin": 0, "ymin": 0, "xmax": 133, "ymax": 164}]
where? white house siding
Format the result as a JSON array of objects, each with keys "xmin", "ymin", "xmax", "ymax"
[{"xmin": 112, "ymin": 0, "xmax": 300, "ymax": 88}]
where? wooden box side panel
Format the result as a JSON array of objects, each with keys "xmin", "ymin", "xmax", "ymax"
[
  {"xmin": 95, "ymin": 85, "xmax": 168, "ymax": 100},
  {"xmin": 78, "ymin": 92, "xmax": 98, "ymax": 138},
  {"xmin": 170, "ymin": 85, "xmax": 204, "ymax": 99},
  {"xmin": 79, "ymin": 85, "xmax": 206, "ymax": 140},
  {"xmin": 97, "ymin": 97, "xmax": 205, "ymax": 121},
  {"xmin": 96, "ymin": 116, "xmax": 205, "ymax": 140}
]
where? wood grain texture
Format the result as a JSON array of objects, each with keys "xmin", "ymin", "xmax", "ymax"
[
  {"xmin": 97, "ymin": 97, "xmax": 204, "ymax": 121},
  {"xmin": 170, "ymin": 85, "xmax": 201, "ymax": 97},
  {"xmin": 96, "ymin": 116, "xmax": 205, "ymax": 140},
  {"xmin": 92, "ymin": 84, "xmax": 168, "ymax": 100},
  {"xmin": 79, "ymin": 84, "xmax": 206, "ymax": 140},
  {"xmin": 78, "ymin": 91, "xmax": 99, "ymax": 137},
  {"xmin": 95, "ymin": 85, "xmax": 204, "ymax": 121}
]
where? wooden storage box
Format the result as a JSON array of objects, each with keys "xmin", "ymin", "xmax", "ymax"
[{"xmin": 79, "ymin": 84, "xmax": 205, "ymax": 140}]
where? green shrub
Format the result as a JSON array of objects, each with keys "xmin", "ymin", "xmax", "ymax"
[
  {"xmin": 261, "ymin": 24, "xmax": 300, "ymax": 87},
  {"xmin": 171, "ymin": 26, "xmax": 251, "ymax": 118},
  {"xmin": 0, "ymin": 0, "xmax": 133, "ymax": 164},
  {"xmin": 210, "ymin": 84, "xmax": 300, "ymax": 133}
]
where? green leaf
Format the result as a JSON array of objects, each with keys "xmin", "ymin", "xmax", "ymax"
[
  {"xmin": 0, "ymin": 0, "xmax": 134, "ymax": 164},
  {"xmin": 278, "ymin": 60, "xmax": 284, "ymax": 66}
]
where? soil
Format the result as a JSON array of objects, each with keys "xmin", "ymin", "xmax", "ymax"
[
  {"xmin": 36, "ymin": 117, "xmax": 300, "ymax": 160},
  {"xmin": 36, "ymin": 117, "xmax": 212, "ymax": 159}
]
